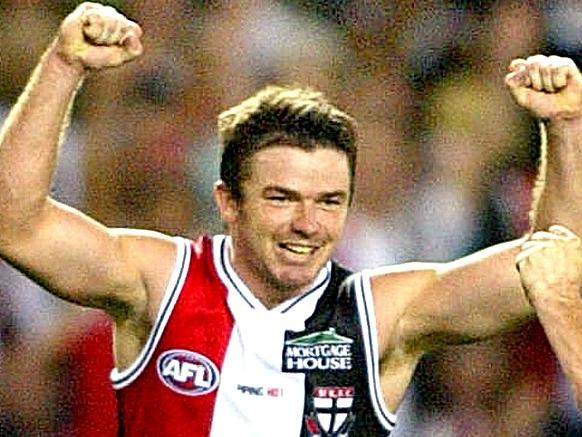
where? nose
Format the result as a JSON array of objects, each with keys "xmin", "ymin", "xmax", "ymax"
[{"xmin": 291, "ymin": 201, "xmax": 320, "ymax": 237}]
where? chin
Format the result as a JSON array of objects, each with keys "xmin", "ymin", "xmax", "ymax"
[{"xmin": 271, "ymin": 268, "xmax": 320, "ymax": 292}]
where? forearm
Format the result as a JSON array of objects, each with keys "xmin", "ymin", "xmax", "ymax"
[
  {"xmin": 533, "ymin": 288, "xmax": 582, "ymax": 411},
  {"xmin": 0, "ymin": 41, "xmax": 85, "ymax": 237},
  {"xmin": 533, "ymin": 119, "xmax": 582, "ymax": 233}
]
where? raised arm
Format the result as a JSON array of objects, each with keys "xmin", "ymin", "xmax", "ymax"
[
  {"xmin": 516, "ymin": 226, "xmax": 582, "ymax": 411},
  {"xmin": 0, "ymin": 3, "xmax": 172, "ymax": 316},
  {"xmin": 375, "ymin": 56, "xmax": 582, "ymax": 362},
  {"xmin": 370, "ymin": 240, "xmax": 529, "ymax": 412},
  {"xmin": 505, "ymin": 55, "xmax": 582, "ymax": 233},
  {"xmin": 372, "ymin": 239, "xmax": 528, "ymax": 355}
]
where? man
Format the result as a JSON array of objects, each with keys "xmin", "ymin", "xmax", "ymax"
[
  {"xmin": 517, "ymin": 225, "xmax": 582, "ymax": 414},
  {"xmin": 1, "ymin": 3, "xmax": 582, "ymax": 436}
]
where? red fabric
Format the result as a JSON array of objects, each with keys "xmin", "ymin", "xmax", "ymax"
[
  {"xmin": 63, "ymin": 314, "xmax": 117, "ymax": 436},
  {"xmin": 116, "ymin": 236, "xmax": 234, "ymax": 437}
]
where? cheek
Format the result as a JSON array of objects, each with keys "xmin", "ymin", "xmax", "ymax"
[
  {"xmin": 259, "ymin": 206, "xmax": 295, "ymax": 229},
  {"xmin": 241, "ymin": 207, "xmax": 288, "ymax": 236},
  {"xmin": 322, "ymin": 211, "xmax": 348, "ymax": 235}
]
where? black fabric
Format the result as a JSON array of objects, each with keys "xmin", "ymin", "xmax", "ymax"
[{"xmin": 283, "ymin": 263, "xmax": 391, "ymax": 436}]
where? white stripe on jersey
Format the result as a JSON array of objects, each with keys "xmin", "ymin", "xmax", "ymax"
[
  {"xmin": 111, "ymin": 236, "xmax": 191, "ymax": 389},
  {"xmin": 353, "ymin": 270, "xmax": 397, "ymax": 430},
  {"xmin": 210, "ymin": 235, "xmax": 331, "ymax": 437}
]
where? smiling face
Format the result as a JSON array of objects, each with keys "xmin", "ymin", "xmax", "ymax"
[{"xmin": 214, "ymin": 145, "xmax": 351, "ymax": 307}]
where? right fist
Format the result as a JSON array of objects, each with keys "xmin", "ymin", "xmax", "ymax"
[
  {"xmin": 505, "ymin": 55, "xmax": 582, "ymax": 120},
  {"xmin": 55, "ymin": 2, "xmax": 143, "ymax": 70}
]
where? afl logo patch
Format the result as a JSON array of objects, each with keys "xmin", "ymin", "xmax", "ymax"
[{"xmin": 157, "ymin": 349, "xmax": 220, "ymax": 396}]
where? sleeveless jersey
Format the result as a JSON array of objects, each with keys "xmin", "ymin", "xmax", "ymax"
[{"xmin": 111, "ymin": 235, "xmax": 396, "ymax": 436}]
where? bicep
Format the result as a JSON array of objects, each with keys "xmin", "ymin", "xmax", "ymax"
[
  {"xmin": 0, "ymin": 199, "xmax": 164, "ymax": 314},
  {"xmin": 397, "ymin": 239, "xmax": 534, "ymax": 352}
]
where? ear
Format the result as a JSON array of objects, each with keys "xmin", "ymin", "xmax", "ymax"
[{"xmin": 213, "ymin": 180, "xmax": 238, "ymax": 224}]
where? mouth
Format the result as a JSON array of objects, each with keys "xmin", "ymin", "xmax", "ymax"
[{"xmin": 278, "ymin": 242, "xmax": 320, "ymax": 256}]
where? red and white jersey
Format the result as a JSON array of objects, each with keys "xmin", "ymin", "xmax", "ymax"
[{"xmin": 111, "ymin": 235, "xmax": 396, "ymax": 436}]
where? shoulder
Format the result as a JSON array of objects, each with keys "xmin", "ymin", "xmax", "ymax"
[
  {"xmin": 339, "ymin": 263, "xmax": 438, "ymax": 317},
  {"xmin": 368, "ymin": 263, "xmax": 440, "ymax": 314},
  {"xmin": 114, "ymin": 229, "xmax": 215, "ymax": 259},
  {"xmin": 338, "ymin": 263, "xmax": 437, "ymax": 301},
  {"xmin": 114, "ymin": 228, "xmax": 180, "ymax": 266},
  {"xmin": 113, "ymin": 229, "xmax": 205, "ymax": 317},
  {"xmin": 368, "ymin": 262, "xmax": 440, "ymax": 306},
  {"xmin": 337, "ymin": 263, "xmax": 439, "ymax": 313},
  {"xmin": 349, "ymin": 263, "xmax": 440, "ymax": 358}
]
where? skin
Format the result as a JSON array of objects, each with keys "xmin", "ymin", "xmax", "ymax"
[
  {"xmin": 517, "ymin": 226, "xmax": 582, "ymax": 412},
  {"xmin": 2, "ymin": 2, "xmax": 582, "ymax": 418},
  {"xmin": 214, "ymin": 146, "xmax": 351, "ymax": 307}
]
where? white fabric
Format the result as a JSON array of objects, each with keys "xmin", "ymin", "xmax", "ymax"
[{"xmin": 210, "ymin": 235, "xmax": 331, "ymax": 437}]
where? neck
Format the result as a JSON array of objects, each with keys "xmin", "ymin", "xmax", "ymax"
[
  {"xmin": 233, "ymin": 264, "xmax": 306, "ymax": 309},
  {"xmin": 225, "ymin": 238, "xmax": 323, "ymax": 309}
]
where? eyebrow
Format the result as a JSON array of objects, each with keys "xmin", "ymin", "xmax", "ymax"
[{"xmin": 262, "ymin": 186, "xmax": 348, "ymax": 200}]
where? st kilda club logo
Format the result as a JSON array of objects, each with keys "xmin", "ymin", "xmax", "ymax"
[{"xmin": 304, "ymin": 386, "xmax": 355, "ymax": 436}]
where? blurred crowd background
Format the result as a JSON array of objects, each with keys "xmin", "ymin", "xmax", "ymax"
[{"xmin": 1, "ymin": 0, "xmax": 582, "ymax": 435}]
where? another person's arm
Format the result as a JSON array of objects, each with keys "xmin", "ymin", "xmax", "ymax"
[
  {"xmin": 0, "ymin": 3, "xmax": 172, "ymax": 318},
  {"xmin": 516, "ymin": 225, "xmax": 582, "ymax": 411}
]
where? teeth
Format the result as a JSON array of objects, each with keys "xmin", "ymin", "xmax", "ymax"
[{"xmin": 283, "ymin": 244, "xmax": 315, "ymax": 255}]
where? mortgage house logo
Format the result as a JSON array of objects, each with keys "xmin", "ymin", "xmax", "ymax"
[{"xmin": 282, "ymin": 328, "xmax": 353, "ymax": 372}]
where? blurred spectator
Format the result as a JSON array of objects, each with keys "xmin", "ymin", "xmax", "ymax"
[{"xmin": 1, "ymin": 0, "xmax": 582, "ymax": 435}]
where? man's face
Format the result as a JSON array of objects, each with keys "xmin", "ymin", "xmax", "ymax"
[{"xmin": 217, "ymin": 145, "xmax": 351, "ymax": 302}]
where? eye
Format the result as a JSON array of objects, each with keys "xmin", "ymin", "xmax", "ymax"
[
  {"xmin": 318, "ymin": 197, "xmax": 344, "ymax": 208},
  {"xmin": 266, "ymin": 194, "xmax": 291, "ymax": 203}
]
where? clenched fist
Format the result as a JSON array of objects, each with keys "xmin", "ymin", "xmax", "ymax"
[
  {"xmin": 505, "ymin": 55, "xmax": 582, "ymax": 120},
  {"xmin": 55, "ymin": 2, "xmax": 143, "ymax": 71},
  {"xmin": 516, "ymin": 225, "xmax": 582, "ymax": 306}
]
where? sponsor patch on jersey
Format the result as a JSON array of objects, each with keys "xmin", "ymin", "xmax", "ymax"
[
  {"xmin": 282, "ymin": 328, "xmax": 353, "ymax": 372},
  {"xmin": 236, "ymin": 384, "xmax": 284, "ymax": 397},
  {"xmin": 305, "ymin": 386, "xmax": 355, "ymax": 436},
  {"xmin": 157, "ymin": 349, "xmax": 220, "ymax": 396}
]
